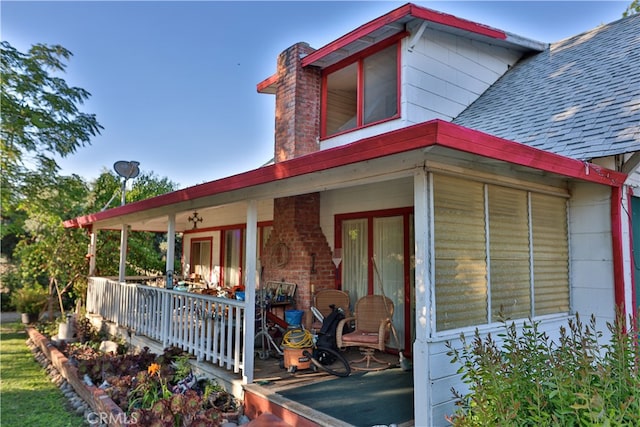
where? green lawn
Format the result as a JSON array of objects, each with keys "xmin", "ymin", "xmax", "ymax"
[{"xmin": 0, "ymin": 322, "xmax": 86, "ymax": 427}]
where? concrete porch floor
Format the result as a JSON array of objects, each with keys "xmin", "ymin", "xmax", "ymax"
[
  {"xmin": 87, "ymin": 314, "xmax": 414, "ymax": 426},
  {"xmin": 246, "ymin": 347, "xmax": 415, "ymax": 427}
]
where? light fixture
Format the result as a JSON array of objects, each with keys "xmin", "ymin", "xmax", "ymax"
[{"xmin": 188, "ymin": 211, "xmax": 203, "ymax": 229}]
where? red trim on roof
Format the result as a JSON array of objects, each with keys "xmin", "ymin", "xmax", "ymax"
[
  {"xmin": 434, "ymin": 122, "xmax": 626, "ymax": 185},
  {"xmin": 63, "ymin": 120, "xmax": 626, "ymax": 229},
  {"xmin": 301, "ymin": 3, "xmax": 506, "ymax": 68},
  {"xmin": 408, "ymin": 4, "xmax": 507, "ymax": 40},
  {"xmin": 256, "ymin": 73, "xmax": 278, "ymax": 94}
]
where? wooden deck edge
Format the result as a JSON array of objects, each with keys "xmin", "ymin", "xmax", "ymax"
[{"xmin": 243, "ymin": 383, "xmax": 353, "ymax": 427}]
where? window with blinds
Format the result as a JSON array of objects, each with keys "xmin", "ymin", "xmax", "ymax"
[
  {"xmin": 488, "ymin": 185, "xmax": 531, "ymax": 322},
  {"xmin": 434, "ymin": 175, "xmax": 487, "ymax": 331},
  {"xmin": 433, "ymin": 174, "xmax": 569, "ymax": 332},
  {"xmin": 531, "ymin": 193, "xmax": 570, "ymax": 315}
]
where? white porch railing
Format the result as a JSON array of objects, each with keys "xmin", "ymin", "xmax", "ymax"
[{"xmin": 86, "ymin": 277, "xmax": 246, "ymax": 375}]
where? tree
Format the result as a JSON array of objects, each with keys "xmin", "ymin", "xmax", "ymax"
[
  {"xmin": 1, "ymin": 41, "xmax": 102, "ymax": 312},
  {"xmin": 623, "ymin": 0, "xmax": 639, "ymax": 16},
  {"xmin": 12, "ymin": 170, "xmax": 91, "ymax": 312},
  {"xmin": 1, "ymin": 41, "xmax": 102, "ymax": 257},
  {"xmin": 87, "ymin": 170, "xmax": 180, "ymax": 278},
  {"xmin": 0, "ymin": 41, "xmax": 179, "ymax": 313}
]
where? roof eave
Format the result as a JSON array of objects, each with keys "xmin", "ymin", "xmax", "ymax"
[
  {"xmin": 64, "ymin": 120, "xmax": 626, "ymax": 229},
  {"xmin": 257, "ymin": 2, "xmax": 545, "ymax": 93},
  {"xmin": 300, "ymin": 3, "xmax": 544, "ymax": 69}
]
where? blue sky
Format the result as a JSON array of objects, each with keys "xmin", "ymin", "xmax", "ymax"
[{"xmin": 2, "ymin": 1, "xmax": 630, "ymax": 189}]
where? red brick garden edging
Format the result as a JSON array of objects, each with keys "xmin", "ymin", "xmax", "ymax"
[{"xmin": 26, "ymin": 327, "xmax": 129, "ymax": 426}]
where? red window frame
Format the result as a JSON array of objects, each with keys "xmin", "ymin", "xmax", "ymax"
[{"xmin": 320, "ymin": 32, "xmax": 406, "ymax": 139}]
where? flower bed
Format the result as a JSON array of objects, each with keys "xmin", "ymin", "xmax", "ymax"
[
  {"xmin": 72, "ymin": 345, "xmax": 240, "ymax": 426},
  {"xmin": 33, "ymin": 317, "xmax": 242, "ymax": 426}
]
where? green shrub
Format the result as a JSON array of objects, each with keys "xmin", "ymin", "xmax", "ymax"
[
  {"xmin": 446, "ymin": 312, "xmax": 640, "ymax": 426},
  {"xmin": 10, "ymin": 284, "xmax": 49, "ymax": 314},
  {"xmin": 1, "ymin": 268, "xmax": 21, "ymax": 311}
]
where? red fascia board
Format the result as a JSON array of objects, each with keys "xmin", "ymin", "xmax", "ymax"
[
  {"xmin": 434, "ymin": 121, "xmax": 627, "ymax": 187},
  {"xmin": 407, "ymin": 4, "xmax": 506, "ymax": 40},
  {"xmin": 301, "ymin": 3, "xmax": 506, "ymax": 68},
  {"xmin": 64, "ymin": 120, "xmax": 625, "ymax": 229},
  {"xmin": 64, "ymin": 122, "xmax": 439, "ymax": 229},
  {"xmin": 301, "ymin": 3, "xmax": 413, "ymax": 67},
  {"xmin": 257, "ymin": 73, "xmax": 278, "ymax": 94}
]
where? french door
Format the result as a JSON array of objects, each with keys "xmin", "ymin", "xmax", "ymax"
[{"xmin": 336, "ymin": 208, "xmax": 414, "ymax": 352}]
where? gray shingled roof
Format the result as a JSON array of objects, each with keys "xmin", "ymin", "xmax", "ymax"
[{"xmin": 454, "ymin": 13, "xmax": 639, "ymax": 161}]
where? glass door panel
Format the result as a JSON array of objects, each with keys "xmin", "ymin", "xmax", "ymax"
[
  {"xmin": 373, "ymin": 216, "xmax": 404, "ymax": 350},
  {"xmin": 342, "ymin": 219, "xmax": 368, "ymax": 310},
  {"xmin": 224, "ymin": 229, "xmax": 242, "ymax": 288},
  {"xmin": 190, "ymin": 239, "xmax": 211, "ymax": 282}
]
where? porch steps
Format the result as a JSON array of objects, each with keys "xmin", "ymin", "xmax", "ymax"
[{"xmin": 243, "ymin": 383, "xmax": 353, "ymax": 427}]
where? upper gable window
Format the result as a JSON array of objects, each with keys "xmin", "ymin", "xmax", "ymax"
[{"xmin": 322, "ymin": 40, "xmax": 400, "ymax": 138}]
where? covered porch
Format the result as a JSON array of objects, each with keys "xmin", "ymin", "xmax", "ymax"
[
  {"xmin": 67, "ymin": 120, "xmax": 626, "ymax": 426},
  {"xmin": 85, "ymin": 276, "xmax": 413, "ymax": 426}
]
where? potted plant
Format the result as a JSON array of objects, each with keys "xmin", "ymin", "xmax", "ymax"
[{"xmin": 11, "ymin": 285, "xmax": 49, "ymax": 324}]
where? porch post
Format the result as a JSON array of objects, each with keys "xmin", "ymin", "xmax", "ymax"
[
  {"xmin": 413, "ymin": 167, "xmax": 433, "ymax": 427},
  {"xmin": 243, "ymin": 200, "xmax": 257, "ymax": 383},
  {"xmin": 166, "ymin": 213, "xmax": 176, "ymax": 283},
  {"xmin": 118, "ymin": 224, "xmax": 128, "ymax": 282},
  {"xmin": 162, "ymin": 214, "xmax": 176, "ymax": 347},
  {"xmin": 88, "ymin": 227, "xmax": 97, "ymax": 276}
]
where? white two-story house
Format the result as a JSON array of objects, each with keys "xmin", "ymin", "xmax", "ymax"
[{"xmin": 65, "ymin": 4, "xmax": 640, "ymax": 425}]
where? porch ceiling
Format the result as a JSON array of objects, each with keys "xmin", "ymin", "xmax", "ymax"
[{"xmin": 64, "ymin": 120, "xmax": 626, "ymax": 234}]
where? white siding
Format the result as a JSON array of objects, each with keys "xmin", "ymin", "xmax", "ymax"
[
  {"xmin": 592, "ymin": 155, "xmax": 640, "ymax": 320},
  {"xmin": 623, "ymin": 162, "xmax": 640, "ymax": 318},
  {"xmin": 430, "ymin": 316, "xmax": 573, "ymax": 426},
  {"xmin": 568, "ymin": 181, "xmax": 616, "ymax": 328},
  {"xmin": 319, "ymin": 177, "xmax": 414, "ymax": 250},
  {"xmin": 404, "ymin": 28, "xmax": 522, "ymax": 123},
  {"xmin": 628, "ymin": 163, "xmax": 640, "ymax": 188}
]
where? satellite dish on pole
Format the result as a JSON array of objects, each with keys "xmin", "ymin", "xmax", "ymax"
[
  {"xmin": 113, "ymin": 160, "xmax": 140, "ymax": 207},
  {"xmin": 101, "ymin": 161, "xmax": 141, "ymax": 210},
  {"xmin": 114, "ymin": 161, "xmax": 140, "ymax": 180}
]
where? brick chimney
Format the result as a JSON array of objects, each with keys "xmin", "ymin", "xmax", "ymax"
[
  {"xmin": 263, "ymin": 42, "xmax": 334, "ymax": 318},
  {"xmin": 274, "ymin": 42, "xmax": 321, "ymax": 161}
]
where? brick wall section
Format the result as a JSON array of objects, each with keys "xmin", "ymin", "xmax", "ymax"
[
  {"xmin": 27, "ymin": 327, "xmax": 128, "ymax": 426},
  {"xmin": 263, "ymin": 194, "xmax": 335, "ymax": 315}
]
